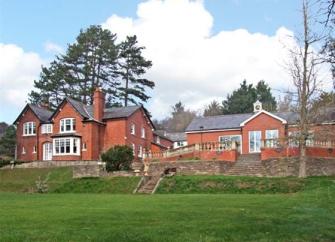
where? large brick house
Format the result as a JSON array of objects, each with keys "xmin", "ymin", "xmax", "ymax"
[
  {"xmin": 186, "ymin": 101, "xmax": 335, "ymax": 155},
  {"xmin": 14, "ymin": 88, "xmax": 163, "ymax": 161}
]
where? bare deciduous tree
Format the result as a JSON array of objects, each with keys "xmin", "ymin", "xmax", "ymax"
[{"xmin": 287, "ymin": 0, "xmax": 324, "ymax": 177}]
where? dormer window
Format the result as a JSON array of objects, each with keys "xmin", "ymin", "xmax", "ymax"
[
  {"xmin": 130, "ymin": 124, "xmax": 136, "ymax": 135},
  {"xmin": 60, "ymin": 118, "xmax": 76, "ymax": 133},
  {"xmin": 23, "ymin": 122, "xmax": 36, "ymax": 136},
  {"xmin": 156, "ymin": 136, "xmax": 160, "ymax": 144}
]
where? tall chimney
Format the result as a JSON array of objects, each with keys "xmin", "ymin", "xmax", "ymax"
[{"xmin": 93, "ymin": 87, "xmax": 105, "ymax": 121}]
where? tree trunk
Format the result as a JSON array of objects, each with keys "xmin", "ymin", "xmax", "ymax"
[
  {"xmin": 299, "ymin": 143, "xmax": 307, "ymax": 177},
  {"xmin": 124, "ymin": 68, "xmax": 129, "ymax": 107}
]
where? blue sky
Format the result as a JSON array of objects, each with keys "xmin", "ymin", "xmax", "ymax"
[
  {"xmin": 1, "ymin": 0, "xmax": 301, "ymax": 57},
  {"xmin": 0, "ymin": 0, "xmax": 329, "ymax": 124}
]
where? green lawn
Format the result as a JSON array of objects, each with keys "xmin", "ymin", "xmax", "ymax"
[
  {"xmin": 1, "ymin": 169, "xmax": 335, "ymax": 241},
  {"xmin": 0, "ymin": 168, "xmax": 140, "ymax": 193},
  {"xmin": 157, "ymin": 175, "xmax": 335, "ymax": 194}
]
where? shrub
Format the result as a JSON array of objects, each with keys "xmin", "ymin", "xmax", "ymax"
[
  {"xmin": 35, "ymin": 173, "xmax": 50, "ymax": 193},
  {"xmin": 101, "ymin": 145, "xmax": 134, "ymax": 172}
]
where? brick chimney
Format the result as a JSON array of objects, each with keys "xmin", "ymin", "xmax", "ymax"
[{"xmin": 93, "ymin": 87, "xmax": 105, "ymax": 121}]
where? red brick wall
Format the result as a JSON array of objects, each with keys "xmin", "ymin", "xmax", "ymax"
[
  {"xmin": 153, "ymin": 134, "xmax": 173, "ymax": 149},
  {"xmin": 126, "ymin": 109, "xmax": 154, "ymax": 155},
  {"xmin": 187, "ymin": 130, "xmax": 241, "ymax": 145},
  {"xmin": 103, "ymin": 119, "xmax": 126, "ymax": 151},
  {"xmin": 16, "ymin": 108, "xmax": 40, "ymax": 161},
  {"xmin": 51, "ymin": 102, "xmax": 85, "ymax": 161},
  {"xmin": 199, "ymin": 150, "xmax": 237, "ymax": 162},
  {"xmin": 261, "ymin": 147, "xmax": 335, "ymax": 160},
  {"xmin": 103, "ymin": 108, "xmax": 155, "ymax": 157},
  {"xmin": 242, "ymin": 113, "xmax": 285, "ymax": 154}
]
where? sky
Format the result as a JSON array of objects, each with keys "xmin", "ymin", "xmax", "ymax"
[{"xmin": 0, "ymin": 0, "xmax": 332, "ymax": 123}]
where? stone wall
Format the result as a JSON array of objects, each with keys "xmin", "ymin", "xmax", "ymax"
[
  {"xmin": 148, "ymin": 160, "xmax": 234, "ymax": 176},
  {"xmin": 2, "ymin": 160, "xmax": 100, "ymax": 169},
  {"xmin": 262, "ymin": 157, "xmax": 335, "ymax": 176},
  {"xmin": 73, "ymin": 165, "xmax": 102, "ymax": 178}
]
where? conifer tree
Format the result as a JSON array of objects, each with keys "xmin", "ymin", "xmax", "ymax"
[{"xmin": 116, "ymin": 35, "xmax": 154, "ymax": 106}]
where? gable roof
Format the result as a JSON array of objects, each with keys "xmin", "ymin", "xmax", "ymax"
[
  {"xmin": 153, "ymin": 130, "xmax": 173, "ymax": 142},
  {"xmin": 240, "ymin": 110, "xmax": 287, "ymax": 126},
  {"xmin": 14, "ymin": 104, "xmax": 53, "ymax": 124},
  {"xmin": 103, "ymin": 106, "xmax": 141, "ymax": 119},
  {"xmin": 185, "ymin": 111, "xmax": 303, "ymax": 132}
]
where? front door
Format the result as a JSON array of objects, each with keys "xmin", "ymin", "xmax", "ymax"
[
  {"xmin": 249, "ymin": 131, "xmax": 261, "ymax": 153},
  {"xmin": 43, "ymin": 143, "xmax": 52, "ymax": 161}
]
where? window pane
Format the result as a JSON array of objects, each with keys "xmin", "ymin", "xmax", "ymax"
[
  {"xmin": 65, "ymin": 139, "xmax": 71, "ymax": 153},
  {"xmin": 73, "ymin": 139, "xmax": 77, "ymax": 153}
]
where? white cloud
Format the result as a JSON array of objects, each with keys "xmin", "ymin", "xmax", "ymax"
[
  {"xmin": 0, "ymin": 43, "xmax": 44, "ymax": 121},
  {"xmin": 44, "ymin": 41, "xmax": 64, "ymax": 54},
  {"xmin": 102, "ymin": 0, "xmax": 332, "ymax": 119}
]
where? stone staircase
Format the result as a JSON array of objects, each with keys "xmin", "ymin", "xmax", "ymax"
[
  {"xmin": 225, "ymin": 154, "xmax": 265, "ymax": 176},
  {"xmin": 136, "ymin": 175, "xmax": 162, "ymax": 194}
]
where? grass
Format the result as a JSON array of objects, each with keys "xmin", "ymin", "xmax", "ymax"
[
  {"xmin": 0, "ymin": 187, "xmax": 334, "ymax": 241},
  {"xmin": 53, "ymin": 176, "xmax": 141, "ymax": 193},
  {"xmin": 0, "ymin": 168, "xmax": 140, "ymax": 194},
  {"xmin": 156, "ymin": 175, "xmax": 335, "ymax": 194},
  {"xmin": 0, "ymin": 168, "xmax": 334, "ymax": 241},
  {"xmin": 0, "ymin": 167, "xmax": 73, "ymax": 192}
]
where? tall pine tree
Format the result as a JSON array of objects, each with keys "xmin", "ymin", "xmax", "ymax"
[
  {"xmin": 29, "ymin": 25, "xmax": 120, "ymax": 108},
  {"xmin": 116, "ymin": 35, "xmax": 154, "ymax": 106}
]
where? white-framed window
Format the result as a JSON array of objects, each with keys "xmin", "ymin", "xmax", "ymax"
[
  {"xmin": 131, "ymin": 143, "xmax": 136, "ymax": 155},
  {"xmin": 130, "ymin": 124, "xmax": 136, "ymax": 135},
  {"xmin": 288, "ymin": 131, "xmax": 314, "ymax": 147},
  {"xmin": 176, "ymin": 141, "xmax": 185, "ymax": 147},
  {"xmin": 33, "ymin": 145, "xmax": 37, "ymax": 154},
  {"xmin": 41, "ymin": 124, "xmax": 53, "ymax": 134},
  {"xmin": 265, "ymin": 129, "xmax": 279, "ymax": 147},
  {"xmin": 156, "ymin": 136, "xmax": 160, "ymax": 144},
  {"xmin": 22, "ymin": 147, "xmax": 26, "ymax": 154},
  {"xmin": 219, "ymin": 135, "xmax": 242, "ymax": 152},
  {"xmin": 141, "ymin": 127, "xmax": 146, "ymax": 138},
  {"xmin": 60, "ymin": 118, "xmax": 76, "ymax": 133},
  {"xmin": 82, "ymin": 142, "xmax": 87, "ymax": 151},
  {"xmin": 23, "ymin": 122, "xmax": 36, "ymax": 136},
  {"xmin": 53, "ymin": 137, "xmax": 80, "ymax": 155},
  {"xmin": 138, "ymin": 145, "xmax": 143, "ymax": 158}
]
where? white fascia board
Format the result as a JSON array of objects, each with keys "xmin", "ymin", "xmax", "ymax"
[
  {"xmin": 240, "ymin": 110, "xmax": 287, "ymax": 127},
  {"xmin": 185, "ymin": 128, "xmax": 241, "ymax": 134}
]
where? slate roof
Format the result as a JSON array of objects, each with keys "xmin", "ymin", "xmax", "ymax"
[
  {"xmin": 103, "ymin": 106, "xmax": 141, "ymax": 119},
  {"xmin": 185, "ymin": 111, "xmax": 303, "ymax": 132},
  {"xmin": 29, "ymin": 104, "xmax": 53, "ymax": 123},
  {"xmin": 66, "ymin": 98, "xmax": 92, "ymax": 120},
  {"xmin": 54, "ymin": 98, "xmax": 142, "ymax": 121},
  {"xmin": 166, "ymin": 132, "xmax": 187, "ymax": 142},
  {"xmin": 153, "ymin": 130, "xmax": 173, "ymax": 141},
  {"xmin": 186, "ymin": 113, "xmax": 253, "ymax": 132}
]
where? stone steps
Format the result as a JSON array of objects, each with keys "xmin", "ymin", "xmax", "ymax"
[{"xmin": 137, "ymin": 176, "xmax": 162, "ymax": 194}]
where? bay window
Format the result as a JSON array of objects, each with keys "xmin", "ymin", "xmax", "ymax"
[
  {"xmin": 53, "ymin": 137, "xmax": 80, "ymax": 155},
  {"xmin": 23, "ymin": 122, "xmax": 36, "ymax": 136},
  {"xmin": 60, "ymin": 118, "xmax": 76, "ymax": 133}
]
